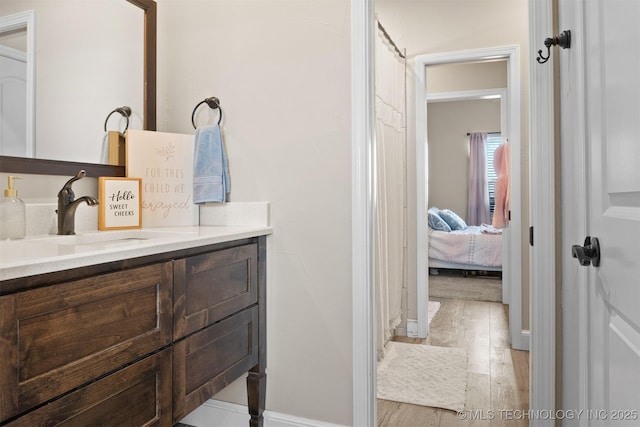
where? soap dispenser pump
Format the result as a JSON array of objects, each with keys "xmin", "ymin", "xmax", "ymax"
[{"xmin": 0, "ymin": 176, "xmax": 26, "ymax": 240}]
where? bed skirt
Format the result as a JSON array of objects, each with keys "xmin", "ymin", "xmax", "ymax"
[{"xmin": 428, "ymin": 226, "xmax": 502, "ymax": 269}]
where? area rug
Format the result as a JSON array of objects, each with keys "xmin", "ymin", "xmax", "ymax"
[
  {"xmin": 377, "ymin": 341, "xmax": 468, "ymax": 412},
  {"xmin": 428, "ymin": 300, "xmax": 441, "ymax": 325},
  {"xmin": 429, "ymin": 274, "xmax": 501, "ymax": 302}
]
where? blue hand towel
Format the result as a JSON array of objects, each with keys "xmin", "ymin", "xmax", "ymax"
[{"xmin": 193, "ymin": 124, "xmax": 230, "ymax": 203}]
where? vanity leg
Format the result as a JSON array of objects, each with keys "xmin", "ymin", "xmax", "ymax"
[
  {"xmin": 247, "ymin": 368, "xmax": 266, "ymax": 427},
  {"xmin": 248, "ymin": 236, "xmax": 267, "ymax": 427}
]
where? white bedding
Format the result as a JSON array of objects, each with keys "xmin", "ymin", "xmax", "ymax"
[{"xmin": 428, "ymin": 226, "xmax": 502, "ymax": 268}]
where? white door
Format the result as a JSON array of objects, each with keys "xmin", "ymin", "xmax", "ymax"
[
  {"xmin": 561, "ymin": 0, "xmax": 640, "ymax": 422},
  {"xmin": 0, "ymin": 48, "xmax": 27, "ymax": 157}
]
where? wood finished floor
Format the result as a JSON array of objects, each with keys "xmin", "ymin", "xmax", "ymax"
[{"xmin": 378, "ymin": 297, "xmax": 529, "ymax": 427}]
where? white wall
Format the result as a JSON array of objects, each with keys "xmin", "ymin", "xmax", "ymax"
[
  {"xmin": 427, "ymin": 60, "xmax": 508, "ymax": 93},
  {"xmin": 427, "ymin": 99, "xmax": 502, "ymax": 220},
  {"xmin": 375, "ymin": 0, "xmax": 530, "ymax": 328},
  {"xmin": 157, "ymin": 1, "xmax": 353, "ymax": 425}
]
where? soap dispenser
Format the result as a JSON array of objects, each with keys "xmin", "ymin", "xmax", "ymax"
[{"xmin": 0, "ymin": 176, "xmax": 26, "ymax": 240}]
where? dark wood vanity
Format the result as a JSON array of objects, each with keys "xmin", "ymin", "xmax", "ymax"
[{"xmin": 0, "ymin": 235, "xmax": 266, "ymax": 426}]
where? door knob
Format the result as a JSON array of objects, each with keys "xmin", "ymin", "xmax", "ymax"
[{"xmin": 572, "ymin": 236, "xmax": 600, "ymax": 267}]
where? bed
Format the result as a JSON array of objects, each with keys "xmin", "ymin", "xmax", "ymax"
[{"xmin": 428, "ymin": 225, "xmax": 502, "ymax": 273}]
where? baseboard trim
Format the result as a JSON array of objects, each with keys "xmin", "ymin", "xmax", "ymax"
[
  {"xmin": 406, "ymin": 319, "xmax": 418, "ymax": 337},
  {"xmin": 179, "ymin": 399, "xmax": 349, "ymax": 427},
  {"xmin": 512, "ymin": 329, "xmax": 531, "ymax": 351},
  {"xmin": 394, "ymin": 326, "xmax": 408, "ymax": 337}
]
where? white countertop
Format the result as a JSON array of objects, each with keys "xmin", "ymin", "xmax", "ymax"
[
  {"xmin": 0, "ymin": 202, "xmax": 272, "ymax": 281},
  {"xmin": 0, "ymin": 225, "xmax": 272, "ymax": 282}
]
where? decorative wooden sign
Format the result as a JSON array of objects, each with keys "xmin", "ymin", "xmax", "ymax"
[
  {"xmin": 98, "ymin": 177, "xmax": 142, "ymax": 230},
  {"xmin": 125, "ymin": 130, "xmax": 198, "ymax": 227}
]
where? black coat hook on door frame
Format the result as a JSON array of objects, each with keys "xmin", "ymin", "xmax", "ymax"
[{"xmin": 537, "ymin": 30, "xmax": 571, "ymax": 64}]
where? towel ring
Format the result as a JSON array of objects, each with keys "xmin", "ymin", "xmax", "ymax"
[
  {"xmin": 191, "ymin": 97, "xmax": 222, "ymax": 129},
  {"xmin": 104, "ymin": 106, "xmax": 132, "ymax": 133}
]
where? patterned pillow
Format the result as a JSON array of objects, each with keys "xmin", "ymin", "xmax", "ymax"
[
  {"xmin": 427, "ymin": 207, "xmax": 451, "ymax": 232},
  {"xmin": 438, "ymin": 209, "xmax": 468, "ymax": 231}
]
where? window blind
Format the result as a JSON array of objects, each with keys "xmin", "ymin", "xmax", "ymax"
[{"xmin": 486, "ymin": 133, "xmax": 502, "ymax": 217}]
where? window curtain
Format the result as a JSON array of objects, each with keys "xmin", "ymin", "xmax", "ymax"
[
  {"xmin": 374, "ymin": 22, "xmax": 406, "ymax": 361},
  {"xmin": 467, "ymin": 132, "xmax": 491, "ymax": 225}
]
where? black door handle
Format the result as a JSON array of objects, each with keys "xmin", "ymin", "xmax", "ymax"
[{"xmin": 572, "ymin": 236, "xmax": 601, "ymax": 267}]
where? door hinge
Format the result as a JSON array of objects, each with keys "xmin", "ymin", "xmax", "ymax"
[
  {"xmin": 508, "ymin": 210, "xmax": 511, "ymax": 221},
  {"xmin": 529, "ymin": 226, "xmax": 534, "ymax": 246}
]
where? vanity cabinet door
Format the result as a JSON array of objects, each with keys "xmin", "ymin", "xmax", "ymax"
[
  {"xmin": 172, "ymin": 306, "xmax": 259, "ymax": 422},
  {"xmin": 174, "ymin": 243, "xmax": 258, "ymax": 339},
  {"xmin": 0, "ymin": 262, "xmax": 173, "ymax": 422},
  {"xmin": 4, "ymin": 348, "xmax": 172, "ymax": 427}
]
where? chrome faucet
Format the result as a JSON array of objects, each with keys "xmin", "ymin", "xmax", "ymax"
[{"xmin": 57, "ymin": 170, "xmax": 99, "ymax": 235}]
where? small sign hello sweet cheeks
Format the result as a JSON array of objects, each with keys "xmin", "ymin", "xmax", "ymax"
[{"xmin": 98, "ymin": 177, "xmax": 142, "ymax": 230}]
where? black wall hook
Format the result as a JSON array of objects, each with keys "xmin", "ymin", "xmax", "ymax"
[{"xmin": 537, "ymin": 30, "xmax": 571, "ymax": 64}]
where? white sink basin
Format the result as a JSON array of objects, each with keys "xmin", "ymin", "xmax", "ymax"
[{"xmin": 28, "ymin": 230, "xmax": 193, "ymax": 247}]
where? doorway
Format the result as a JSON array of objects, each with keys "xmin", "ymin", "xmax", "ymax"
[
  {"xmin": 353, "ymin": 1, "xmax": 558, "ymax": 425},
  {"xmin": 375, "ymin": 49, "xmax": 529, "ymax": 425},
  {"xmin": 414, "ymin": 47, "xmax": 527, "ymax": 350},
  {"xmin": 425, "ymin": 75, "xmax": 507, "ymax": 304}
]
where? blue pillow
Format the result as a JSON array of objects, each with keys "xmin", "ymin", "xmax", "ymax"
[
  {"xmin": 428, "ymin": 207, "xmax": 451, "ymax": 232},
  {"xmin": 438, "ymin": 209, "xmax": 468, "ymax": 231}
]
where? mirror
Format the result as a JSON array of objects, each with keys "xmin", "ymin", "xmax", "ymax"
[{"xmin": 0, "ymin": 0, "xmax": 156, "ymax": 177}]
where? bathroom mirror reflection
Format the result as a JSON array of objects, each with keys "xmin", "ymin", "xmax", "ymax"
[
  {"xmin": 0, "ymin": 23, "xmax": 29, "ymax": 157},
  {"xmin": 0, "ymin": 0, "xmax": 156, "ymax": 176}
]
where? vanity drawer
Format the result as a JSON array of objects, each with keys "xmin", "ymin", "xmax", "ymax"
[
  {"xmin": 173, "ymin": 243, "xmax": 258, "ymax": 339},
  {"xmin": 172, "ymin": 305, "xmax": 259, "ymax": 421},
  {"xmin": 5, "ymin": 348, "xmax": 172, "ymax": 427},
  {"xmin": 0, "ymin": 262, "xmax": 173, "ymax": 422}
]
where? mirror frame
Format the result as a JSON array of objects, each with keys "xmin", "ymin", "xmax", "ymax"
[{"xmin": 0, "ymin": 0, "xmax": 156, "ymax": 178}]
